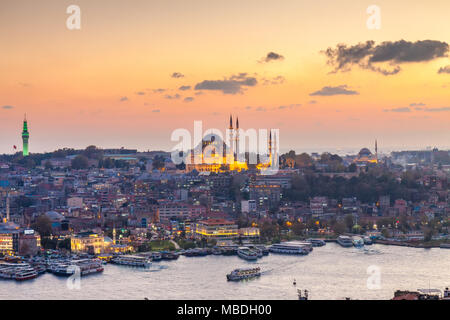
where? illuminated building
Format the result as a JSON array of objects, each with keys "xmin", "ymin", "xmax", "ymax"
[
  {"xmin": 186, "ymin": 116, "xmax": 274, "ymax": 173},
  {"xmin": 194, "ymin": 219, "xmax": 238, "ymax": 240},
  {"xmin": 71, "ymin": 232, "xmax": 111, "ymax": 254},
  {"xmin": 0, "ymin": 223, "xmax": 40, "ymax": 256},
  {"xmin": 238, "ymin": 227, "xmax": 260, "ymax": 240},
  {"xmin": 22, "ymin": 114, "xmax": 29, "ymax": 156},
  {"xmin": 353, "ymin": 140, "xmax": 379, "ymax": 165}
]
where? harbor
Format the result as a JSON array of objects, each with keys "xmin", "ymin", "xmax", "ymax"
[{"xmin": 1, "ymin": 243, "xmax": 449, "ymax": 300}]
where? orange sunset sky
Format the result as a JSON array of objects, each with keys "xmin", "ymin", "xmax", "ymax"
[{"xmin": 0, "ymin": 0, "xmax": 449, "ymax": 154}]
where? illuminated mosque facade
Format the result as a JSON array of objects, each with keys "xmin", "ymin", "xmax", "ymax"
[{"xmin": 185, "ymin": 116, "xmax": 275, "ymax": 173}]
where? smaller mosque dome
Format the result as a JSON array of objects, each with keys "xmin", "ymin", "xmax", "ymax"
[{"xmin": 358, "ymin": 148, "xmax": 372, "ymax": 157}]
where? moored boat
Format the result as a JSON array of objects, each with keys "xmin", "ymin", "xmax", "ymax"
[
  {"xmin": 352, "ymin": 236, "xmax": 364, "ymax": 248},
  {"xmin": 237, "ymin": 247, "xmax": 258, "ymax": 260},
  {"xmin": 269, "ymin": 241, "xmax": 311, "ymax": 255},
  {"xmin": 306, "ymin": 239, "xmax": 326, "ymax": 247},
  {"xmin": 363, "ymin": 236, "xmax": 373, "ymax": 245},
  {"xmin": 111, "ymin": 255, "xmax": 151, "ymax": 267},
  {"xmin": 337, "ymin": 236, "xmax": 353, "ymax": 247}
]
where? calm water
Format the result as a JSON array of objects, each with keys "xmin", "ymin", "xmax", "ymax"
[{"xmin": 1, "ymin": 244, "xmax": 449, "ymax": 300}]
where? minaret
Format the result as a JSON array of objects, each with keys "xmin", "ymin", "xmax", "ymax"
[
  {"xmin": 22, "ymin": 114, "xmax": 29, "ymax": 156},
  {"xmin": 113, "ymin": 224, "xmax": 117, "ymax": 245},
  {"xmin": 375, "ymin": 139, "xmax": 378, "ymax": 162},
  {"xmin": 235, "ymin": 117, "xmax": 239, "ymax": 161},
  {"xmin": 268, "ymin": 130, "xmax": 272, "ymax": 158},
  {"xmin": 229, "ymin": 115, "xmax": 234, "ymax": 162},
  {"xmin": 6, "ymin": 191, "xmax": 10, "ymax": 223}
]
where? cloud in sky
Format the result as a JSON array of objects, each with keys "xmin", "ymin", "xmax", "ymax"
[
  {"xmin": 410, "ymin": 102, "xmax": 426, "ymax": 107},
  {"xmin": 152, "ymin": 88, "xmax": 166, "ymax": 93},
  {"xmin": 259, "ymin": 52, "xmax": 284, "ymax": 63},
  {"xmin": 184, "ymin": 97, "xmax": 194, "ymax": 102},
  {"xmin": 194, "ymin": 73, "xmax": 257, "ymax": 94},
  {"xmin": 152, "ymin": 109, "xmax": 160, "ymax": 113},
  {"xmin": 164, "ymin": 94, "xmax": 181, "ymax": 100},
  {"xmin": 2, "ymin": 105, "xmax": 14, "ymax": 109},
  {"xmin": 179, "ymin": 85, "xmax": 191, "ymax": 91},
  {"xmin": 310, "ymin": 85, "xmax": 359, "ymax": 96},
  {"xmin": 119, "ymin": 96, "xmax": 128, "ymax": 102},
  {"xmin": 171, "ymin": 72, "xmax": 184, "ymax": 78},
  {"xmin": 262, "ymin": 75, "xmax": 285, "ymax": 85},
  {"xmin": 135, "ymin": 91, "xmax": 145, "ymax": 95},
  {"xmin": 423, "ymin": 107, "xmax": 450, "ymax": 112},
  {"xmin": 384, "ymin": 107, "xmax": 411, "ymax": 113},
  {"xmin": 323, "ymin": 40, "xmax": 449, "ymax": 75},
  {"xmin": 438, "ymin": 65, "xmax": 450, "ymax": 74}
]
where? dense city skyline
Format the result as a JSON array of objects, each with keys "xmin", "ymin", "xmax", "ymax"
[{"xmin": 1, "ymin": 0, "xmax": 450, "ymax": 154}]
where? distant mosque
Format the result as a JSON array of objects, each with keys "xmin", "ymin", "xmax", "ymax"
[
  {"xmin": 185, "ymin": 115, "xmax": 275, "ymax": 173},
  {"xmin": 353, "ymin": 140, "xmax": 379, "ymax": 165}
]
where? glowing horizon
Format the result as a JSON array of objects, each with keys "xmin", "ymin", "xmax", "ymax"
[{"xmin": 1, "ymin": 0, "xmax": 449, "ymax": 155}]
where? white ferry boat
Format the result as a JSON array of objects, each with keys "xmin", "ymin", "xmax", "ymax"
[
  {"xmin": 237, "ymin": 247, "xmax": 259, "ymax": 261},
  {"xmin": 49, "ymin": 259, "xmax": 104, "ymax": 276},
  {"xmin": 306, "ymin": 239, "xmax": 326, "ymax": 247},
  {"xmin": 226, "ymin": 267, "xmax": 261, "ymax": 281},
  {"xmin": 0, "ymin": 263, "xmax": 38, "ymax": 281},
  {"xmin": 337, "ymin": 235, "xmax": 353, "ymax": 247},
  {"xmin": 15, "ymin": 267, "xmax": 38, "ymax": 281},
  {"xmin": 111, "ymin": 255, "xmax": 151, "ymax": 267},
  {"xmin": 269, "ymin": 242, "xmax": 310, "ymax": 255},
  {"xmin": 363, "ymin": 236, "xmax": 373, "ymax": 245},
  {"xmin": 352, "ymin": 236, "xmax": 364, "ymax": 248}
]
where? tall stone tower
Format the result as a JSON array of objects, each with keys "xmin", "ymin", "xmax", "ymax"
[{"xmin": 22, "ymin": 114, "xmax": 29, "ymax": 156}]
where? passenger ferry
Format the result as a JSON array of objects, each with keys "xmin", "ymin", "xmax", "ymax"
[
  {"xmin": 247, "ymin": 246, "xmax": 263, "ymax": 258},
  {"xmin": 269, "ymin": 242, "xmax": 311, "ymax": 255},
  {"xmin": 306, "ymin": 239, "xmax": 326, "ymax": 247},
  {"xmin": 50, "ymin": 259, "xmax": 104, "ymax": 276},
  {"xmin": 151, "ymin": 252, "xmax": 162, "ymax": 261},
  {"xmin": 0, "ymin": 263, "xmax": 39, "ymax": 281},
  {"xmin": 111, "ymin": 255, "xmax": 151, "ymax": 267},
  {"xmin": 337, "ymin": 235, "xmax": 354, "ymax": 247},
  {"xmin": 363, "ymin": 236, "xmax": 373, "ymax": 245},
  {"xmin": 161, "ymin": 251, "xmax": 179, "ymax": 260},
  {"xmin": 256, "ymin": 246, "xmax": 270, "ymax": 255},
  {"xmin": 352, "ymin": 236, "xmax": 364, "ymax": 248},
  {"xmin": 237, "ymin": 247, "xmax": 259, "ymax": 260},
  {"xmin": 15, "ymin": 267, "xmax": 38, "ymax": 281},
  {"xmin": 226, "ymin": 267, "xmax": 261, "ymax": 281}
]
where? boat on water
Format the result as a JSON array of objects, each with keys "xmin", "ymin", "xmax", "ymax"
[
  {"xmin": 111, "ymin": 255, "xmax": 151, "ymax": 267},
  {"xmin": 440, "ymin": 243, "xmax": 450, "ymax": 249},
  {"xmin": 306, "ymin": 239, "xmax": 326, "ymax": 247},
  {"xmin": 269, "ymin": 242, "xmax": 311, "ymax": 255},
  {"xmin": 151, "ymin": 252, "xmax": 162, "ymax": 261},
  {"xmin": 0, "ymin": 263, "xmax": 39, "ymax": 281},
  {"xmin": 393, "ymin": 288, "xmax": 450, "ymax": 300},
  {"xmin": 337, "ymin": 235, "xmax": 353, "ymax": 247},
  {"xmin": 363, "ymin": 236, "xmax": 373, "ymax": 245},
  {"xmin": 184, "ymin": 248, "xmax": 208, "ymax": 257},
  {"xmin": 256, "ymin": 246, "xmax": 270, "ymax": 255},
  {"xmin": 226, "ymin": 267, "xmax": 261, "ymax": 281},
  {"xmin": 49, "ymin": 259, "xmax": 104, "ymax": 276},
  {"xmin": 247, "ymin": 246, "xmax": 263, "ymax": 258},
  {"xmin": 15, "ymin": 267, "xmax": 38, "ymax": 281},
  {"xmin": 352, "ymin": 236, "xmax": 364, "ymax": 248},
  {"xmin": 237, "ymin": 247, "xmax": 259, "ymax": 260},
  {"xmin": 161, "ymin": 251, "xmax": 179, "ymax": 260},
  {"xmin": 221, "ymin": 247, "xmax": 237, "ymax": 256},
  {"xmin": 297, "ymin": 289, "xmax": 309, "ymax": 300}
]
